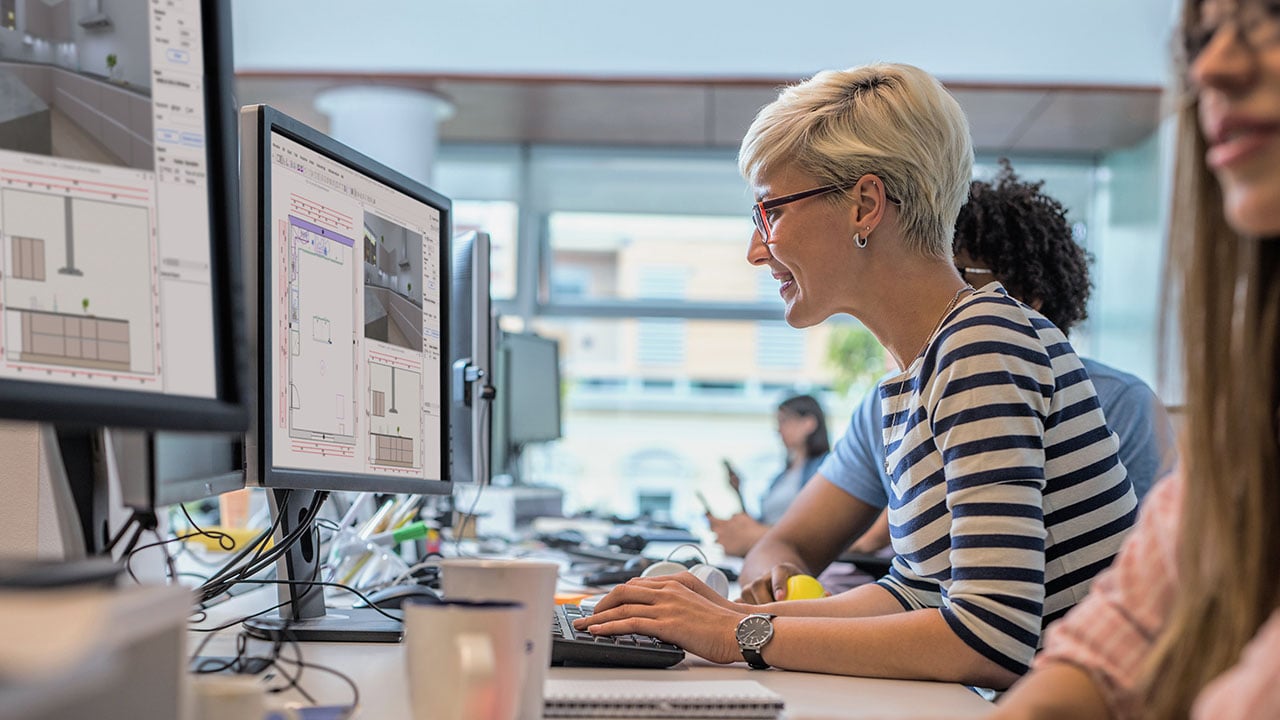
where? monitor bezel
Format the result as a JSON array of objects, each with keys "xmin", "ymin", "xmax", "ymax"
[
  {"xmin": 251, "ymin": 105, "xmax": 452, "ymax": 495},
  {"xmin": 0, "ymin": 0, "xmax": 248, "ymax": 432},
  {"xmin": 448, "ymin": 230, "xmax": 494, "ymax": 486}
]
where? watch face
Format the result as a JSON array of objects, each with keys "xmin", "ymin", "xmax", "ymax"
[{"xmin": 736, "ymin": 614, "xmax": 773, "ymax": 649}]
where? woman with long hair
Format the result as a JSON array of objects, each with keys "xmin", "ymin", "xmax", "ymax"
[
  {"xmin": 992, "ymin": 0, "xmax": 1280, "ymax": 716},
  {"xmin": 709, "ymin": 394, "xmax": 830, "ymax": 557}
]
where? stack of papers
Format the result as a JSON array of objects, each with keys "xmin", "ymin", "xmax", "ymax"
[{"xmin": 544, "ymin": 678, "xmax": 784, "ymax": 719}]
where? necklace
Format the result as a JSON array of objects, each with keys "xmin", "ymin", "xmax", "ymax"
[{"xmin": 911, "ymin": 284, "xmax": 973, "ymax": 363}]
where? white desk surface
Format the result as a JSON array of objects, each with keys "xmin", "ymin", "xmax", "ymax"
[{"xmin": 193, "ymin": 589, "xmax": 993, "ymax": 719}]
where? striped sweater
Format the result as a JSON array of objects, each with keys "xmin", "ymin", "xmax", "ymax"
[{"xmin": 878, "ymin": 284, "xmax": 1137, "ymax": 676}]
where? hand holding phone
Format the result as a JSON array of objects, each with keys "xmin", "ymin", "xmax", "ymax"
[
  {"xmin": 696, "ymin": 490, "xmax": 715, "ymax": 517},
  {"xmin": 722, "ymin": 459, "xmax": 746, "ymax": 512}
]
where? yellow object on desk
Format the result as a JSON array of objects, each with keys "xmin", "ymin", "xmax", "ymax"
[{"xmin": 785, "ymin": 574, "xmax": 829, "ymax": 600}]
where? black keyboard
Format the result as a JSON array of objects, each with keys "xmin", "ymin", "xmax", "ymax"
[{"xmin": 550, "ymin": 604, "xmax": 685, "ymax": 668}]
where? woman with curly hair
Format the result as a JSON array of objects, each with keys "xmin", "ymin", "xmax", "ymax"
[{"xmin": 953, "ymin": 160, "xmax": 1176, "ymax": 502}]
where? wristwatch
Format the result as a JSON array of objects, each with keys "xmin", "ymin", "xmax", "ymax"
[{"xmin": 735, "ymin": 613, "xmax": 777, "ymax": 669}]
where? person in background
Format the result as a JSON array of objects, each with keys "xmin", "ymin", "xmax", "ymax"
[
  {"xmin": 575, "ymin": 63, "xmax": 1136, "ymax": 688},
  {"xmin": 709, "ymin": 394, "xmax": 830, "ymax": 557},
  {"xmin": 991, "ymin": 0, "xmax": 1280, "ymax": 716},
  {"xmin": 754, "ymin": 160, "xmax": 1178, "ymax": 575}
]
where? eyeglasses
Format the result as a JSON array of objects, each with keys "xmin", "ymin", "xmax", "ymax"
[
  {"xmin": 956, "ymin": 266, "xmax": 995, "ymax": 285},
  {"xmin": 1181, "ymin": 0, "xmax": 1280, "ymax": 69},
  {"xmin": 751, "ymin": 181, "xmax": 902, "ymax": 243}
]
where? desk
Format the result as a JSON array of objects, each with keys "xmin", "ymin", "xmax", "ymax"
[{"xmin": 193, "ymin": 589, "xmax": 993, "ymax": 719}]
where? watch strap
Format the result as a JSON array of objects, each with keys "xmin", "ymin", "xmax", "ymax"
[{"xmin": 742, "ymin": 646, "xmax": 770, "ymax": 670}]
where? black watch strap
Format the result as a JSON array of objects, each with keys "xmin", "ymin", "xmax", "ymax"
[{"xmin": 742, "ymin": 647, "xmax": 770, "ymax": 670}]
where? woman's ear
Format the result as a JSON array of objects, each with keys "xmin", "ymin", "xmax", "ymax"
[{"xmin": 847, "ymin": 174, "xmax": 891, "ymax": 235}]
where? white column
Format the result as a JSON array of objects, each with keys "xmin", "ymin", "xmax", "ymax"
[{"xmin": 314, "ymin": 86, "xmax": 454, "ymax": 187}]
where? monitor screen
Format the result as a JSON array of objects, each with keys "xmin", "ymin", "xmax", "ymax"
[
  {"xmin": 0, "ymin": 0, "xmax": 245, "ymax": 431},
  {"xmin": 114, "ymin": 429, "xmax": 245, "ymax": 510},
  {"xmin": 504, "ymin": 331, "xmax": 562, "ymax": 445},
  {"xmin": 246, "ymin": 106, "xmax": 450, "ymax": 495}
]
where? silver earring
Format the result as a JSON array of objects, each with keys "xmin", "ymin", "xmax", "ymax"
[{"xmin": 854, "ymin": 232, "xmax": 868, "ymax": 249}]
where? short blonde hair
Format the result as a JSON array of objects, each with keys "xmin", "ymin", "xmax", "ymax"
[{"xmin": 738, "ymin": 63, "xmax": 973, "ymax": 257}]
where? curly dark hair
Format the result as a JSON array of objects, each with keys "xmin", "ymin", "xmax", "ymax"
[{"xmin": 953, "ymin": 159, "xmax": 1093, "ymax": 332}]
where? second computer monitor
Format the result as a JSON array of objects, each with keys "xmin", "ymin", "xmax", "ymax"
[
  {"xmin": 242, "ymin": 105, "xmax": 451, "ymax": 495},
  {"xmin": 505, "ymin": 332, "xmax": 562, "ymax": 445},
  {"xmin": 449, "ymin": 230, "xmax": 494, "ymax": 485},
  {"xmin": 492, "ymin": 330, "xmax": 562, "ymax": 480}
]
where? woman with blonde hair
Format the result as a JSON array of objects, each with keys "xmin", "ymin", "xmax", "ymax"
[
  {"xmin": 992, "ymin": 0, "xmax": 1280, "ymax": 716},
  {"xmin": 574, "ymin": 63, "xmax": 1137, "ymax": 687}
]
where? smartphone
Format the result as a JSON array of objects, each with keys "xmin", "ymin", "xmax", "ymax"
[{"xmin": 695, "ymin": 490, "xmax": 715, "ymax": 516}]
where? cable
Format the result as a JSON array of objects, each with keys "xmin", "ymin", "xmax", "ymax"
[
  {"xmin": 453, "ymin": 398, "xmax": 491, "ymax": 556},
  {"xmin": 180, "ymin": 502, "xmax": 237, "ymax": 551},
  {"xmin": 199, "ymin": 491, "xmax": 329, "ymax": 603},
  {"xmin": 199, "ymin": 577, "xmax": 404, "ymax": 624},
  {"xmin": 197, "ymin": 492, "xmax": 291, "ymax": 598},
  {"xmin": 274, "ymin": 653, "xmax": 360, "ymax": 718}
]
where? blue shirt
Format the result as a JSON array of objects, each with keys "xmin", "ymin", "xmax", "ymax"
[
  {"xmin": 819, "ymin": 357, "xmax": 1176, "ymax": 511},
  {"xmin": 758, "ymin": 454, "xmax": 826, "ymax": 525}
]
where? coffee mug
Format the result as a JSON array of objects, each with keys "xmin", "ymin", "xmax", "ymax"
[
  {"xmin": 402, "ymin": 599, "xmax": 526, "ymax": 720},
  {"xmin": 441, "ymin": 559, "xmax": 558, "ymax": 720},
  {"xmin": 191, "ymin": 675, "xmax": 301, "ymax": 720}
]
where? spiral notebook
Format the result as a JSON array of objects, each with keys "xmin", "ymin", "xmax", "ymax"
[{"xmin": 543, "ymin": 678, "xmax": 784, "ymax": 719}]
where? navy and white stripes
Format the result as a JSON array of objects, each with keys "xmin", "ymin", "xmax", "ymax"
[{"xmin": 877, "ymin": 285, "xmax": 1136, "ymax": 675}]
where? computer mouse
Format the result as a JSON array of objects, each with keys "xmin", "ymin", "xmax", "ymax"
[
  {"xmin": 612, "ymin": 533, "xmax": 648, "ymax": 553},
  {"xmin": 356, "ymin": 583, "xmax": 443, "ymax": 610}
]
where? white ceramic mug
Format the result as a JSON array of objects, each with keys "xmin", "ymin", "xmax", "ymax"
[
  {"xmin": 402, "ymin": 599, "xmax": 526, "ymax": 720},
  {"xmin": 441, "ymin": 559, "xmax": 558, "ymax": 720}
]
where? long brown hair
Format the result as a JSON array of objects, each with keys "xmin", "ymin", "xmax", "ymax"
[{"xmin": 1140, "ymin": 3, "xmax": 1280, "ymax": 714}]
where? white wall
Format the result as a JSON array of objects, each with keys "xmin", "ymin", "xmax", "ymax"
[
  {"xmin": 233, "ymin": 0, "xmax": 1175, "ymax": 86},
  {"xmin": 71, "ymin": 0, "xmax": 149, "ymax": 88}
]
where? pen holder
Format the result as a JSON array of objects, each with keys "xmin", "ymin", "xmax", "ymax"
[{"xmin": 326, "ymin": 528, "xmax": 411, "ymax": 592}]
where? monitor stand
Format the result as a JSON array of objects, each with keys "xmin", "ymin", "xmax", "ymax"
[{"xmin": 243, "ymin": 489, "xmax": 403, "ymax": 643}]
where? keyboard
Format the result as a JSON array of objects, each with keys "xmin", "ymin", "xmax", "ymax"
[{"xmin": 550, "ymin": 603, "xmax": 685, "ymax": 668}]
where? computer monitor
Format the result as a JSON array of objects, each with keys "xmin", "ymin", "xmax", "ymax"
[
  {"xmin": 449, "ymin": 230, "xmax": 495, "ymax": 486},
  {"xmin": 115, "ymin": 431, "xmax": 245, "ymax": 510},
  {"xmin": 491, "ymin": 330, "xmax": 562, "ymax": 482},
  {"xmin": 239, "ymin": 104, "xmax": 451, "ymax": 642},
  {"xmin": 0, "ymin": 0, "xmax": 248, "ymax": 557}
]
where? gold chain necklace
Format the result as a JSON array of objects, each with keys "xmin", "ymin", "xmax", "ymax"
[{"xmin": 912, "ymin": 284, "xmax": 973, "ymax": 363}]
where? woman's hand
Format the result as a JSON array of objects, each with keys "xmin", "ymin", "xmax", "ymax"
[
  {"xmin": 708, "ymin": 512, "xmax": 769, "ymax": 557},
  {"xmin": 571, "ymin": 572, "xmax": 750, "ymax": 665},
  {"xmin": 737, "ymin": 561, "xmax": 807, "ymax": 604}
]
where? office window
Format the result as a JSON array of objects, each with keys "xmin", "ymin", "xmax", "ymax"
[
  {"xmin": 530, "ymin": 315, "xmax": 852, "ymax": 528},
  {"xmin": 636, "ymin": 320, "xmax": 685, "ymax": 366},
  {"xmin": 756, "ymin": 321, "xmax": 804, "ymax": 369},
  {"xmin": 452, "ymin": 200, "xmax": 518, "ymax": 300},
  {"xmin": 547, "ymin": 212, "xmax": 754, "ymax": 303}
]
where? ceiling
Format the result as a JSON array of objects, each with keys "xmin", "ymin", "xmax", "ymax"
[{"xmin": 235, "ymin": 74, "xmax": 1165, "ymax": 156}]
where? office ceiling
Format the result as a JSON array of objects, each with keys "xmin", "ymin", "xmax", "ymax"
[{"xmin": 236, "ymin": 74, "xmax": 1165, "ymax": 156}]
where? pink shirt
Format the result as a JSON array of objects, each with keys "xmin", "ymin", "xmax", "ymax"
[{"xmin": 1037, "ymin": 474, "xmax": 1280, "ymax": 719}]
